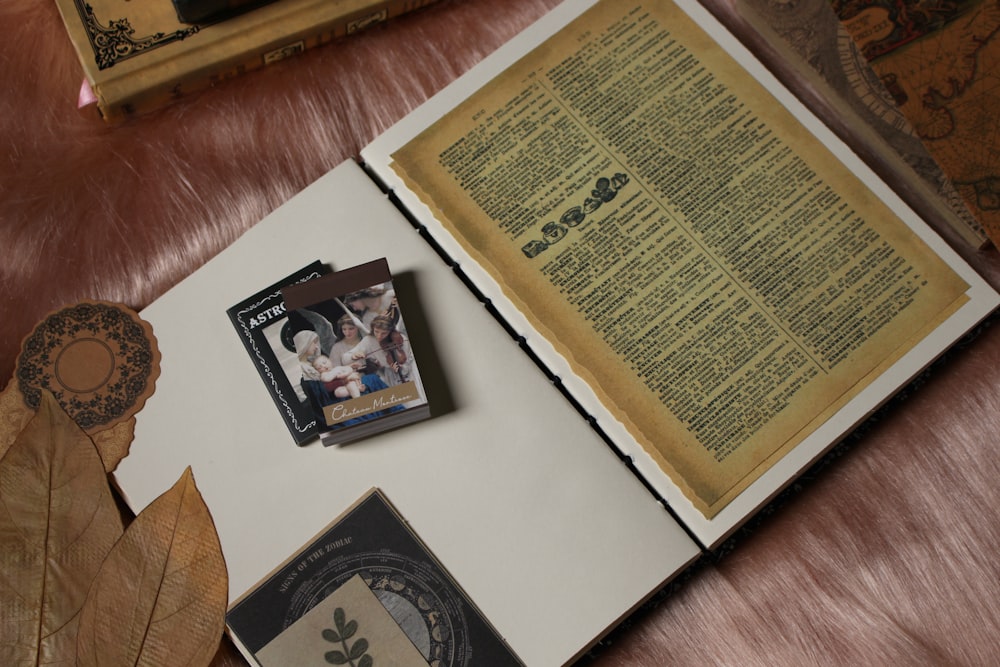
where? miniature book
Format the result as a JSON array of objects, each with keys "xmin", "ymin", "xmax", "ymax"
[
  {"xmin": 227, "ymin": 261, "xmax": 330, "ymax": 445},
  {"xmin": 280, "ymin": 258, "xmax": 430, "ymax": 446}
]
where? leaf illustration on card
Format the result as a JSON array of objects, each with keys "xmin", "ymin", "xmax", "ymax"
[
  {"xmin": 0, "ymin": 391, "xmax": 124, "ymax": 665},
  {"xmin": 323, "ymin": 607, "xmax": 373, "ymax": 666},
  {"xmin": 76, "ymin": 466, "xmax": 228, "ymax": 667}
]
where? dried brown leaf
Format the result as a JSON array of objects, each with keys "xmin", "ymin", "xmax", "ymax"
[
  {"xmin": 0, "ymin": 391, "xmax": 125, "ymax": 665},
  {"xmin": 0, "ymin": 377, "xmax": 34, "ymax": 462},
  {"xmin": 90, "ymin": 417, "xmax": 136, "ymax": 473},
  {"xmin": 1, "ymin": 379, "xmax": 136, "ymax": 473},
  {"xmin": 77, "ymin": 466, "xmax": 229, "ymax": 667}
]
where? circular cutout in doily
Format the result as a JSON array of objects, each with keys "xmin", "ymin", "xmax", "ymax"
[{"xmin": 16, "ymin": 301, "xmax": 160, "ymax": 434}]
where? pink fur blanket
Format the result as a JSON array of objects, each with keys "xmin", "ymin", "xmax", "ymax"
[{"xmin": 2, "ymin": 0, "xmax": 999, "ymax": 665}]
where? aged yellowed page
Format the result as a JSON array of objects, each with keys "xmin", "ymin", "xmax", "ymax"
[{"xmin": 389, "ymin": 0, "xmax": 969, "ymax": 517}]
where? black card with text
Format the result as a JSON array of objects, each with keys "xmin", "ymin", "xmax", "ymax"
[{"xmin": 227, "ymin": 261, "xmax": 329, "ymax": 445}]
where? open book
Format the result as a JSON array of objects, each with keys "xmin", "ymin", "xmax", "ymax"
[{"xmin": 111, "ymin": 1, "xmax": 999, "ymax": 665}]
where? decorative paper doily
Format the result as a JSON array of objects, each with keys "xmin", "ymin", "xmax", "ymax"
[{"xmin": 16, "ymin": 301, "xmax": 160, "ymax": 434}]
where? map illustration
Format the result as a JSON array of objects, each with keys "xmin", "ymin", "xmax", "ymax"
[{"xmin": 833, "ymin": 0, "xmax": 1000, "ymax": 243}]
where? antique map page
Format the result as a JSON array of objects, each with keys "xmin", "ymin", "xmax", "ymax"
[
  {"xmin": 833, "ymin": 0, "xmax": 1000, "ymax": 245},
  {"xmin": 389, "ymin": 0, "xmax": 969, "ymax": 517},
  {"xmin": 731, "ymin": 0, "xmax": 987, "ymax": 247}
]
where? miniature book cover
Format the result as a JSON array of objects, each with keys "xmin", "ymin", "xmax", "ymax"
[
  {"xmin": 227, "ymin": 261, "xmax": 330, "ymax": 445},
  {"xmin": 226, "ymin": 489, "xmax": 524, "ymax": 666},
  {"xmin": 280, "ymin": 258, "xmax": 430, "ymax": 446}
]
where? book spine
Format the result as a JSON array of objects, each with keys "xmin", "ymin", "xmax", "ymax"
[{"xmin": 92, "ymin": 0, "xmax": 440, "ymax": 123}]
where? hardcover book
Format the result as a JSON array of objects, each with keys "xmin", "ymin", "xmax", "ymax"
[
  {"xmin": 53, "ymin": 0, "xmax": 440, "ymax": 122},
  {"xmin": 111, "ymin": 1, "xmax": 1000, "ymax": 664}
]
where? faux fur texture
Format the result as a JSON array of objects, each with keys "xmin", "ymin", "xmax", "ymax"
[{"xmin": 2, "ymin": 1, "xmax": 999, "ymax": 665}]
